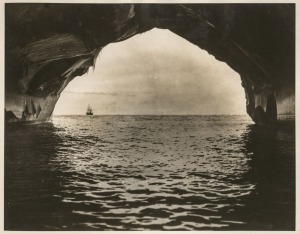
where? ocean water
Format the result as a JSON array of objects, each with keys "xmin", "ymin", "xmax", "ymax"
[{"xmin": 5, "ymin": 115, "xmax": 295, "ymax": 231}]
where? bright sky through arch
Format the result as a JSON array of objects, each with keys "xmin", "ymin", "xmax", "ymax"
[{"xmin": 54, "ymin": 28, "xmax": 246, "ymax": 115}]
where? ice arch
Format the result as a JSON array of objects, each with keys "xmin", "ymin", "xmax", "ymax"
[
  {"xmin": 54, "ymin": 28, "xmax": 246, "ymax": 116},
  {"xmin": 5, "ymin": 4, "xmax": 295, "ymax": 124}
]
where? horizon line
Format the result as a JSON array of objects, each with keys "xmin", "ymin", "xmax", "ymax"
[{"xmin": 53, "ymin": 114, "xmax": 250, "ymax": 116}]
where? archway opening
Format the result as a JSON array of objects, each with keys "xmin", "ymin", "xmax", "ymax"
[{"xmin": 53, "ymin": 28, "xmax": 247, "ymax": 116}]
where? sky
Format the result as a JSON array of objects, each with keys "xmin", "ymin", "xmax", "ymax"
[{"xmin": 53, "ymin": 28, "xmax": 246, "ymax": 115}]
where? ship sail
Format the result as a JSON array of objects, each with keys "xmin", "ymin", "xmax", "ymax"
[{"xmin": 86, "ymin": 105, "xmax": 93, "ymax": 115}]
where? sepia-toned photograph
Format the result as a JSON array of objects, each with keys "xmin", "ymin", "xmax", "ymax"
[{"xmin": 4, "ymin": 2, "xmax": 295, "ymax": 231}]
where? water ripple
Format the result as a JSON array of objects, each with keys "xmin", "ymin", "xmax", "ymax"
[{"xmin": 5, "ymin": 115, "xmax": 295, "ymax": 230}]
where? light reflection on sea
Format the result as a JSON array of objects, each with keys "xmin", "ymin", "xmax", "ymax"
[{"xmin": 5, "ymin": 115, "xmax": 295, "ymax": 230}]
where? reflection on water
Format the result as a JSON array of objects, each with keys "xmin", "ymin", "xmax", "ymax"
[{"xmin": 5, "ymin": 115, "xmax": 295, "ymax": 230}]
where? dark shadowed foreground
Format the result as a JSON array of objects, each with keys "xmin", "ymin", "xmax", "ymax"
[{"xmin": 5, "ymin": 115, "xmax": 295, "ymax": 230}]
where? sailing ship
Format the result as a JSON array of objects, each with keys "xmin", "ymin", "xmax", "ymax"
[{"xmin": 86, "ymin": 105, "xmax": 93, "ymax": 115}]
